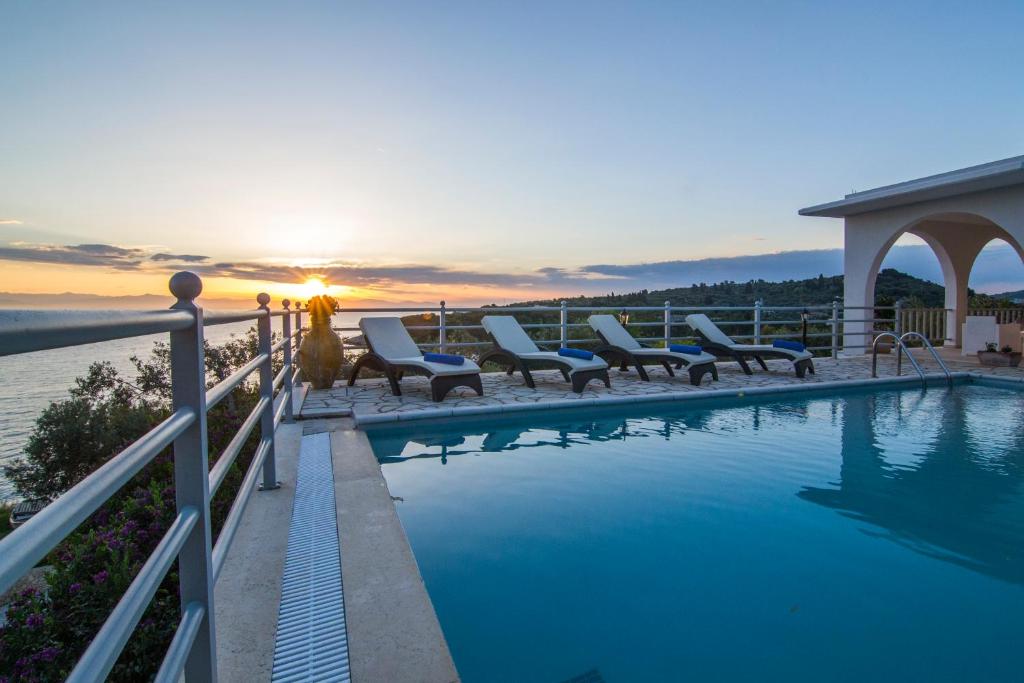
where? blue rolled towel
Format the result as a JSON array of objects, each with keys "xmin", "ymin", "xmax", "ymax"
[
  {"xmin": 558, "ymin": 347, "xmax": 594, "ymax": 360},
  {"xmin": 772, "ymin": 340, "xmax": 806, "ymax": 352},
  {"xmin": 423, "ymin": 352, "xmax": 466, "ymax": 365},
  {"xmin": 670, "ymin": 344, "xmax": 703, "ymax": 355}
]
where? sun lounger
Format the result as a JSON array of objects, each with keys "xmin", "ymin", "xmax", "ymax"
[
  {"xmin": 348, "ymin": 317, "xmax": 483, "ymax": 401},
  {"xmin": 478, "ymin": 315, "xmax": 610, "ymax": 393},
  {"xmin": 588, "ymin": 314, "xmax": 718, "ymax": 385},
  {"xmin": 684, "ymin": 313, "xmax": 815, "ymax": 377}
]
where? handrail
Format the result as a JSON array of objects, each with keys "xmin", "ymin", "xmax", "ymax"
[
  {"xmin": 871, "ymin": 332, "xmax": 930, "ymax": 386},
  {"xmin": 202, "ymin": 308, "xmax": 269, "ymax": 326},
  {"xmin": 0, "ymin": 273, "xmax": 301, "ymax": 683},
  {"xmin": 901, "ymin": 331, "xmax": 953, "ymax": 386},
  {"xmin": 0, "ymin": 309, "xmax": 196, "ymax": 356},
  {"xmin": 872, "ymin": 332, "xmax": 925, "ymax": 384}
]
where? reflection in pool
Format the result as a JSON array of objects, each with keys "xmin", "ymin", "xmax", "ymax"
[{"xmin": 370, "ymin": 384, "xmax": 1024, "ymax": 683}]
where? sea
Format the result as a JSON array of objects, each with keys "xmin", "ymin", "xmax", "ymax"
[{"xmin": 0, "ymin": 311, "xmax": 363, "ymax": 502}]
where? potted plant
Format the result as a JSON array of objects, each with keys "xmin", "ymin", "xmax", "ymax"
[
  {"xmin": 977, "ymin": 342, "xmax": 1022, "ymax": 367},
  {"xmin": 298, "ymin": 294, "xmax": 344, "ymax": 388}
]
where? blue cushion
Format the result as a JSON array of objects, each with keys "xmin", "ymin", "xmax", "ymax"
[
  {"xmin": 423, "ymin": 352, "xmax": 466, "ymax": 365},
  {"xmin": 772, "ymin": 340, "xmax": 806, "ymax": 352},
  {"xmin": 669, "ymin": 344, "xmax": 703, "ymax": 355},
  {"xmin": 558, "ymin": 347, "xmax": 595, "ymax": 360}
]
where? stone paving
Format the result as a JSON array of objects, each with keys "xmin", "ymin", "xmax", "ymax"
[{"xmin": 299, "ymin": 353, "xmax": 1024, "ymax": 424}]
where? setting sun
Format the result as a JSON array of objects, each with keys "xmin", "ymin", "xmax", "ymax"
[{"xmin": 300, "ymin": 277, "xmax": 328, "ymax": 300}]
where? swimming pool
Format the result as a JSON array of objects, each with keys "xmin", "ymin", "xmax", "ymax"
[{"xmin": 369, "ymin": 382, "xmax": 1024, "ymax": 682}]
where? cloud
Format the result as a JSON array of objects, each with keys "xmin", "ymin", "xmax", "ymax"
[
  {"xmin": 190, "ymin": 261, "xmax": 543, "ymax": 288},
  {"xmin": 577, "ymin": 249, "xmax": 847, "ymax": 286},
  {"xmin": 0, "ymin": 243, "xmax": 146, "ymax": 269},
  {"xmin": 0, "ymin": 219, "xmax": 23, "ymax": 225},
  {"xmin": 151, "ymin": 252, "xmax": 210, "ymax": 263}
]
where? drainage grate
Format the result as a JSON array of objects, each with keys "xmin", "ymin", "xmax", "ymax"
[{"xmin": 271, "ymin": 432, "xmax": 351, "ymax": 682}]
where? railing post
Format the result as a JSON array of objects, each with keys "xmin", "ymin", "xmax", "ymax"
[
  {"xmin": 753, "ymin": 299, "xmax": 763, "ymax": 344},
  {"xmin": 282, "ymin": 300, "xmax": 294, "ymax": 423},
  {"xmin": 663, "ymin": 300, "xmax": 671, "ymax": 347},
  {"xmin": 256, "ymin": 293, "xmax": 279, "ymax": 491},
  {"xmin": 439, "ymin": 300, "xmax": 447, "ymax": 353},
  {"xmin": 293, "ymin": 303, "xmax": 303, "ymax": 385},
  {"xmin": 560, "ymin": 301, "xmax": 568, "ymax": 348},
  {"xmin": 167, "ymin": 272, "xmax": 218, "ymax": 683},
  {"xmin": 894, "ymin": 299, "xmax": 904, "ymax": 337},
  {"xmin": 831, "ymin": 298, "xmax": 840, "ymax": 359}
]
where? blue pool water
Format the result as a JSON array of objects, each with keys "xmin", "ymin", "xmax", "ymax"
[{"xmin": 370, "ymin": 383, "xmax": 1024, "ymax": 683}]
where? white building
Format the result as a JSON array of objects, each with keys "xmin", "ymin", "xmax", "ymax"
[{"xmin": 800, "ymin": 155, "xmax": 1024, "ymax": 354}]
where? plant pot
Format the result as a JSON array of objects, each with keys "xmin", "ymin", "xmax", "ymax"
[
  {"xmin": 977, "ymin": 350, "xmax": 1022, "ymax": 367},
  {"xmin": 298, "ymin": 295, "xmax": 344, "ymax": 389}
]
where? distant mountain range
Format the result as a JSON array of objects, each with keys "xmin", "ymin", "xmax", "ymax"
[{"xmin": 992, "ymin": 289, "xmax": 1024, "ymax": 303}]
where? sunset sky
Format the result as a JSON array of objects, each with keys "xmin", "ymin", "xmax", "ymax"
[{"xmin": 2, "ymin": 1, "xmax": 1023, "ymax": 306}]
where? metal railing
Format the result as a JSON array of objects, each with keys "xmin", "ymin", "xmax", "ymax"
[
  {"xmin": 331, "ymin": 300, "xmax": 847, "ymax": 356},
  {"xmin": 321, "ymin": 299, "xmax": 1010, "ymax": 359},
  {"xmin": 0, "ymin": 272, "xmax": 303, "ymax": 683}
]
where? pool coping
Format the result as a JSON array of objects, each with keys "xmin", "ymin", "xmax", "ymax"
[
  {"xmin": 325, "ymin": 419, "xmax": 460, "ymax": 683},
  {"xmin": 351, "ymin": 371, "xmax": 977, "ymax": 427}
]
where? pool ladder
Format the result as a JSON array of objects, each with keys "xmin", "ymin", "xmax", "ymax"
[{"xmin": 871, "ymin": 332, "xmax": 952, "ymax": 387}]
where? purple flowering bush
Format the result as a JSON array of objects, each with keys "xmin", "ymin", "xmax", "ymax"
[{"xmin": 0, "ymin": 329, "xmax": 276, "ymax": 682}]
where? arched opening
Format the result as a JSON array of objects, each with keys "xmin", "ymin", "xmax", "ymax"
[
  {"xmin": 860, "ymin": 212, "xmax": 1024, "ymax": 347},
  {"xmin": 967, "ymin": 237, "xmax": 1024, "ymax": 301}
]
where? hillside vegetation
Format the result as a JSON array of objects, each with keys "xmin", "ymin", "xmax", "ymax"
[
  {"xmin": 503, "ymin": 268, "xmax": 946, "ymax": 309},
  {"xmin": 397, "ymin": 269, "xmax": 960, "ymax": 354}
]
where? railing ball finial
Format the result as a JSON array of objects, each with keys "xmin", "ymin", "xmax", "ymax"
[
  {"xmin": 283, "ymin": 299, "xmax": 291, "ymax": 310},
  {"xmin": 257, "ymin": 292, "xmax": 271, "ymax": 307},
  {"xmin": 169, "ymin": 271, "xmax": 203, "ymax": 302}
]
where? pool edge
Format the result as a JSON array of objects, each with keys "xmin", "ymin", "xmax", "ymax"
[
  {"xmin": 354, "ymin": 372, "xmax": 975, "ymax": 428},
  {"xmin": 328, "ymin": 421, "xmax": 461, "ymax": 683}
]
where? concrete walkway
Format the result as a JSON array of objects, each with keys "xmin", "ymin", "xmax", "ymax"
[{"xmin": 215, "ymin": 418, "xmax": 458, "ymax": 683}]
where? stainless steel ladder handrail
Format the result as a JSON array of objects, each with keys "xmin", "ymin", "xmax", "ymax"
[
  {"xmin": 871, "ymin": 331, "xmax": 952, "ymax": 387},
  {"xmin": 900, "ymin": 331, "xmax": 952, "ymax": 386}
]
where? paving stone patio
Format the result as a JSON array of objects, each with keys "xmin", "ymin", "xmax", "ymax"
[{"xmin": 299, "ymin": 353, "xmax": 1024, "ymax": 424}]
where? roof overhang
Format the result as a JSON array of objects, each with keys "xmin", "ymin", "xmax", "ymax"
[{"xmin": 799, "ymin": 155, "xmax": 1024, "ymax": 218}]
